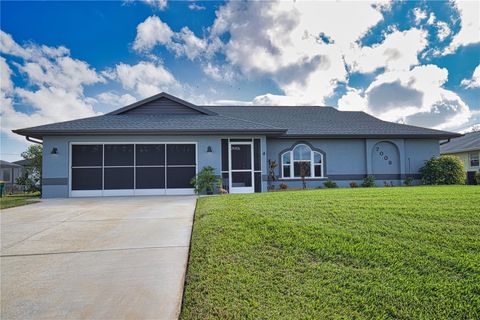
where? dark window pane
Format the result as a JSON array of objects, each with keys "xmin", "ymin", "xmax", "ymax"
[
  {"xmin": 254, "ymin": 172, "xmax": 261, "ymax": 193},
  {"xmin": 294, "ymin": 161, "xmax": 310, "ymax": 177},
  {"xmin": 104, "ymin": 144, "xmax": 134, "ymax": 166},
  {"xmin": 136, "ymin": 167, "xmax": 165, "ymax": 189},
  {"xmin": 72, "ymin": 168, "xmax": 102, "ymax": 190},
  {"xmin": 254, "ymin": 139, "xmax": 261, "ymax": 171},
  {"xmin": 222, "ymin": 172, "xmax": 229, "ymax": 191},
  {"xmin": 167, "ymin": 167, "xmax": 196, "ymax": 188},
  {"xmin": 167, "ymin": 144, "xmax": 196, "ymax": 165},
  {"xmin": 104, "ymin": 168, "xmax": 134, "ymax": 189},
  {"xmin": 221, "ymin": 139, "xmax": 229, "ymax": 171},
  {"xmin": 231, "ymin": 144, "xmax": 251, "ymax": 170},
  {"xmin": 314, "ymin": 165, "xmax": 322, "ymax": 177},
  {"xmin": 72, "ymin": 145, "xmax": 102, "ymax": 167},
  {"xmin": 136, "ymin": 144, "xmax": 165, "ymax": 165},
  {"xmin": 283, "ymin": 165, "xmax": 290, "ymax": 178},
  {"xmin": 232, "ymin": 172, "xmax": 252, "ymax": 187}
]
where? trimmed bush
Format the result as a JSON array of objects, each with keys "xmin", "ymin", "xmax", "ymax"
[
  {"xmin": 420, "ymin": 156, "xmax": 466, "ymax": 185},
  {"xmin": 404, "ymin": 176, "xmax": 414, "ymax": 186},
  {"xmin": 362, "ymin": 175, "xmax": 376, "ymax": 187},
  {"xmin": 279, "ymin": 183, "xmax": 288, "ymax": 190},
  {"xmin": 349, "ymin": 182, "xmax": 358, "ymax": 188},
  {"xmin": 323, "ymin": 180, "xmax": 337, "ymax": 188}
]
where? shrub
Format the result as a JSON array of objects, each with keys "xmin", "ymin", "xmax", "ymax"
[
  {"xmin": 362, "ymin": 175, "xmax": 376, "ymax": 187},
  {"xmin": 475, "ymin": 171, "xmax": 480, "ymax": 185},
  {"xmin": 349, "ymin": 182, "xmax": 358, "ymax": 188},
  {"xmin": 419, "ymin": 156, "xmax": 466, "ymax": 185},
  {"xmin": 191, "ymin": 166, "xmax": 222, "ymax": 194},
  {"xmin": 404, "ymin": 176, "xmax": 414, "ymax": 186},
  {"xmin": 279, "ymin": 183, "xmax": 288, "ymax": 190},
  {"xmin": 323, "ymin": 180, "xmax": 337, "ymax": 188}
]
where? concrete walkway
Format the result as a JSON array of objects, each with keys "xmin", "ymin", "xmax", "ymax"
[{"xmin": 1, "ymin": 196, "xmax": 196, "ymax": 320}]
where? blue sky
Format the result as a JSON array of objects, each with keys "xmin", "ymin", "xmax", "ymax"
[{"xmin": 1, "ymin": 0, "xmax": 479, "ymax": 161}]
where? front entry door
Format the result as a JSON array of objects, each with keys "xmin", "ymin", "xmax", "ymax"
[{"xmin": 229, "ymin": 142, "xmax": 254, "ymax": 194}]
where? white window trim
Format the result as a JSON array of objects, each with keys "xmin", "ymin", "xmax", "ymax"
[
  {"xmin": 469, "ymin": 152, "xmax": 479, "ymax": 167},
  {"xmin": 281, "ymin": 144, "xmax": 325, "ymax": 179}
]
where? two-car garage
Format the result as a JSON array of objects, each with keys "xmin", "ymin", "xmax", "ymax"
[{"xmin": 70, "ymin": 143, "xmax": 196, "ymax": 197}]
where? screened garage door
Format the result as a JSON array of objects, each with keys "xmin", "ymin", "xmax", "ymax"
[{"xmin": 70, "ymin": 143, "xmax": 196, "ymax": 197}]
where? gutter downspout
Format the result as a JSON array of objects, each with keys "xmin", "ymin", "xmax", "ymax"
[{"xmin": 26, "ymin": 136, "xmax": 43, "ymax": 145}]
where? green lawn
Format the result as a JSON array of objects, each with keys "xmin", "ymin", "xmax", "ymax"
[
  {"xmin": 181, "ymin": 186, "xmax": 480, "ymax": 319},
  {"xmin": 0, "ymin": 193, "xmax": 40, "ymax": 210}
]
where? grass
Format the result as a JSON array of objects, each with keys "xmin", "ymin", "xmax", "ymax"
[
  {"xmin": 0, "ymin": 192, "xmax": 40, "ymax": 210},
  {"xmin": 181, "ymin": 186, "xmax": 480, "ymax": 319}
]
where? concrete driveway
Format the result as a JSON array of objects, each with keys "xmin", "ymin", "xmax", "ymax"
[{"xmin": 1, "ymin": 196, "xmax": 196, "ymax": 320}]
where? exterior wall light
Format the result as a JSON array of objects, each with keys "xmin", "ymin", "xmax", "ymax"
[
  {"xmin": 51, "ymin": 147, "xmax": 58, "ymax": 155},
  {"xmin": 207, "ymin": 146, "xmax": 213, "ymax": 153}
]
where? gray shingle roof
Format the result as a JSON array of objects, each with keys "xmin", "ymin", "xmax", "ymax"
[
  {"xmin": 440, "ymin": 131, "xmax": 480, "ymax": 154},
  {"xmin": 204, "ymin": 106, "xmax": 460, "ymax": 138},
  {"xmin": 13, "ymin": 114, "xmax": 285, "ymax": 138},
  {"xmin": 0, "ymin": 160, "xmax": 21, "ymax": 168},
  {"xmin": 13, "ymin": 93, "xmax": 461, "ymax": 139}
]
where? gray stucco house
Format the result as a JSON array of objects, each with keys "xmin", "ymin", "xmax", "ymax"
[{"xmin": 13, "ymin": 92, "xmax": 460, "ymax": 198}]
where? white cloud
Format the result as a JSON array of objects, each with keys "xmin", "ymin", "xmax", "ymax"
[
  {"xmin": 133, "ymin": 16, "xmax": 209, "ymax": 60},
  {"xmin": 346, "ymin": 28, "xmax": 428, "ymax": 74},
  {"xmin": 436, "ymin": 21, "xmax": 451, "ymax": 42},
  {"xmin": 133, "ymin": 15, "xmax": 173, "ymax": 52},
  {"xmin": 188, "ymin": 2, "xmax": 205, "ymax": 11},
  {"xmin": 207, "ymin": 1, "xmax": 390, "ymax": 101},
  {"xmin": 461, "ymin": 64, "xmax": 480, "ymax": 88},
  {"xmin": 0, "ymin": 31, "xmax": 103, "ymax": 141},
  {"xmin": 444, "ymin": 1, "xmax": 480, "ymax": 54},
  {"xmin": 141, "ymin": 0, "xmax": 167, "ymax": 10},
  {"xmin": 338, "ymin": 65, "xmax": 471, "ymax": 130},
  {"xmin": 427, "ymin": 12, "xmax": 436, "ymax": 25},
  {"xmin": 202, "ymin": 62, "xmax": 236, "ymax": 82},
  {"xmin": 96, "ymin": 92, "xmax": 137, "ymax": 106},
  {"xmin": 109, "ymin": 61, "xmax": 177, "ymax": 98},
  {"xmin": 413, "ymin": 7, "xmax": 427, "ymax": 25}
]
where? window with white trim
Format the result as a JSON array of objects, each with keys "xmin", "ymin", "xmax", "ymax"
[
  {"xmin": 281, "ymin": 144, "xmax": 324, "ymax": 178},
  {"xmin": 470, "ymin": 152, "xmax": 479, "ymax": 167}
]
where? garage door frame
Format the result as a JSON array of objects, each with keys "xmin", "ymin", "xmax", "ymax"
[{"xmin": 69, "ymin": 141, "xmax": 197, "ymax": 197}]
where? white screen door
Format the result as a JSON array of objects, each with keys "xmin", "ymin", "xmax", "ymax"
[{"xmin": 229, "ymin": 141, "xmax": 254, "ymax": 194}]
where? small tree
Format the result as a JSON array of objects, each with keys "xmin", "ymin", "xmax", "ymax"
[
  {"xmin": 419, "ymin": 155, "xmax": 466, "ymax": 185},
  {"xmin": 16, "ymin": 144, "xmax": 42, "ymax": 193},
  {"xmin": 362, "ymin": 175, "xmax": 376, "ymax": 187},
  {"xmin": 267, "ymin": 159, "xmax": 278, "ymax": 191},
  {"xmin": 299, "ymin": 161, "xmax": 310, "ymax": 189},
  {"xmin": 191, "ymin": 166, "xmax": 222, "ymax": 195}
]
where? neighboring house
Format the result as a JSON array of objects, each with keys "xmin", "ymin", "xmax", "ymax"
[
  {"xmin": 13, "ymin": 92, "xmax": 460, "ymax": 198},
  {"xmin": 0, "ymin": 160, "xmax": 24, "ymax": 191},
  {"xmin": 440, "ymin": 131, "xmax": 480, "ymax": 184}
]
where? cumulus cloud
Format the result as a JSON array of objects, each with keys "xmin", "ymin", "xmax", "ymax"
[
  {"xmin": 461, "ymin": 64, "xmax": 480, "ymax": 89},
  {"xmin": 0, "ymin": 31, "xmax": 103, "ymax": 141},
  {"xmin": 338, "ymin": 65, "xmax": 471, "ymax": 130},
  {"xmin": 96, "ymin": 91, "xmax": 137, "ymax": 106},
  {"xmin": 444, "ymin": 1, "xmax": 480, "ymax": 54},
  {"xmin": 133, "ymin": 15, "xmax": 209, "ymax": 60},
  {"xmin": 107, "ymin": 61, "xmax": 177, "ymax": 98},
  {"xmin": 413, "ymin": 7, "xmax": 427, "ymax": 25},
  {"xmin": 133, "ymin": 15, "xmax": 173, "ymax": 52},
  {"xmin": 436, "ymin": 21, "xmax": 451, "ymax": 42},
  {"xmin": 346, "ymin": 28, "xmax": 428, "ymax": 73}
]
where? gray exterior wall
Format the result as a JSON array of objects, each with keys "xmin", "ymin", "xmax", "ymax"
[
  {"xmin": 266, "ymin": 138, "xmax": 439, "ymax": 189},
  {"xmin": 41, "ymin": 135, "xmax": 439, "ymax": 197},
  {"xmin": 42, "ymin": 135, "xmax": 268, "ymax": 198}
]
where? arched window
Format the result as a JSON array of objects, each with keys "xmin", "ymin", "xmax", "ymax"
[{"xmin": 281, "ymin": 144, "xmax": 324, "ymax": 178}]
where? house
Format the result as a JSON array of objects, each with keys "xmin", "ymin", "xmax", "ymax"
[
  {"xmin": 440, "ymin": 131, "xmax": 480, "ymax": 184},
  {"xmin": 13, "ymin": 92, "xmax": 461, "ymax": 198},
  {"xmin": 0, "ymin": 160, "xmax": 24, "ymax": 192}
]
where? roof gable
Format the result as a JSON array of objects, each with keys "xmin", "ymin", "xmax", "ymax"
[{"xmin": 109, "ymin": 92, "xmax": 216, "ymax": 116}]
